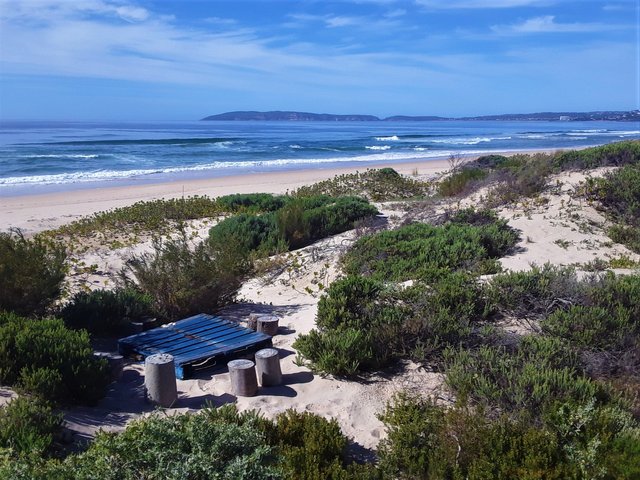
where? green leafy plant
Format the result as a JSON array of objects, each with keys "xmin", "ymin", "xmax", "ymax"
[
  {"xmin": 0, "ymin": 311, "xmax": 110, "ymax": 405},
  {"xmin": 0, "ymin": 397, "xmax": 62, "ymax": 458},
  {"xmin": 0, "ymin": 229, "xmax": 66, "ymax": 317},
  {"xmin": 59, "ymin": 287, "xmax": 154, "ymax": 335},
  {"xmin": 125, "ymin": 227, "xmax": 250, "ymax": 321}
]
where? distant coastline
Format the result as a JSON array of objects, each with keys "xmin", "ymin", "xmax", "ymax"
[{"xmin": 202, "ymin": 110, "xmax": 640, "ymax": 122}]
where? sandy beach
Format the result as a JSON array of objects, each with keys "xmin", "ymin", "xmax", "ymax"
[{"xmin": 0, "ymin": 158, "xmax": 451, "ymax": 234}]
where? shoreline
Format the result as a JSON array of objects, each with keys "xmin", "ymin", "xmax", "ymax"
[{"xmin": 0, "ymin": 149, "xmax": 556, "ymax": 234}]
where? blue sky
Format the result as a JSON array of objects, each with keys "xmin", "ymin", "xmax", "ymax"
[{"xmin": 0, "ymin": 0, "xmax": 638, "ymax": 120}]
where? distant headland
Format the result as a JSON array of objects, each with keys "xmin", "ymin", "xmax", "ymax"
[{"xmin": 202, "ymin": 110, "xmax": 640, "ymax": 122}]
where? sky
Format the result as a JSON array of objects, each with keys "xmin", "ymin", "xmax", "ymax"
[{"xmin": 0, "ymin": 0, "xmax": 638, "ymax": 121}]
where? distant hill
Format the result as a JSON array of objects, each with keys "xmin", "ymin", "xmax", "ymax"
[
  {"xmin": 458, "ymin": 111, "xmax": 640, "ymax": 122},
  {"xmin": 202, "ymin": 110, "xmax": 640, "ymax": 122},
  {"xmin": 201, "ymin": 111, "xmax": 379, "ymax": 121}
]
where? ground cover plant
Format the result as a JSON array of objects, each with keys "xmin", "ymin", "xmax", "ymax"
[
  {"xmin": 436, "ymin": 140, "xmax": 640, "ymax": 205},
  {"xmin": 208, "ymin": 195, "xmax": 379, "ymax": 256},
  {"xmin": 0, "ymin": 397, "xmax": 62, "ymax": 460},
  {"xmin": 294, "ymin": 167, "xmax": 430, "ymax": 201},
  {"xmin": 342, "ymin": 208, "xmax": 519, "ymax": 282},
  {"xmin": 295, "ymin": 209, "xmax": 517, "ymax": 376},
  {"xmin": 59, "ymin": 287, "xmax": 154, "ymax": 335},
  {"xmin": 585, "ymin": 162, "xmax": 640, "ymax": 252},
  {"xmin": 124, "ymin": 228, "xmax": 251, "ymax": 321},
  {"xmin": 46, "ymin": 196, "xmax": 225, "ymax": 239},
  {"xmin": 0, "ymin": 229, "xmax": 66, "ymax": 317},
  {"xmin": 1, "ymin": 404, "xmax": 378, "ymax": 480},
  {"xmin": 377, "ymin": 393, "xmax": 640, "ymax": 480},
  {"xmin": 0, "ymin": 311, "xmax": 110, "ymax": 405}
]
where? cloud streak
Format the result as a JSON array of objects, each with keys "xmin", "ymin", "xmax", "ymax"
[
  {"xmin": 416, "ymin": 0, "xmax": 551, "ymax": 9},
  {"xmin": 491, "ymin": 15, "xmax": 617, "ymax": 34}
]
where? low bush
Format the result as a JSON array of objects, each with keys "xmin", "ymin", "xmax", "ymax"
[
  {"xmin": 486, "ymin": 264, "xmax": 588, "ymax": 320},
  {"xmin": 208, "ymin": 213, "xmax": 283, "ymax": 257},
  {"xmin": 208, "ymin": 195, "xmax": 378, "ymax": 256},
  {"xmin": 585, "ymin": 162, "xmax": 640, "ymax": 252},
  {"xmin": 444, "ymin": 335, "xmax": 608, "ymax": 416},
  {"xmin": 0, "ymin": 229, "xmax": 66, "ymax": 317},
  {"xmin": 377, "ymin": 393, "xmax": 640, "ymax": 480},
  {"xmin": 59, "ymin": 287, "xmax": 154, "ymax": 335},
  {"xmin": 216, "ymin": 193, "xmax": 289, "ymax": 213},
  {"xmin": 295, "ymin": 273, "xmax": 492, "ymax": 376},
  {"xmin": 273, "ymin": 409, "xmax": 349, "ymax": 479},
  {"xmin": 49, "ymin": 196, "xmax": 223, "ymax": 238},
  {"xmin": 4, "ymin": 404, "xmax": 372, "ymax": 479},
  {"xmin": 554, "ymin": 140, "xmax": 640, "ymax": 170},
  {"xmin": 64, "ymin": 407, "xmax": 280, "ymax": 480},
  {"xmin": 0, "ymin": 397, "xmax": 62, "ymax": 458},
  {"xmin": 438, "ymin": 167, "xmax": 487, "ymax": 197},
  {"xmin": 542, "ymin": 305, "xmax": 636, "ymax": 352},
  {"xmin": 0, "ymin": 311, "xmax": 110, "ymax": 405},
  {"xmin": 294, "ymin": 168, "xmax": 430, "ymax": 201},
  {"xmin": 125, "ymin": 228, "xmax": 250, "ymax": 321},
  {"xmin": 343, "ymin": 209, "xmax": 519, "ymax": 282}
]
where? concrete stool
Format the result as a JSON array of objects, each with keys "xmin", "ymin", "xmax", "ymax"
[
  {"xmin": 228, "ymin": 359, "xmax": 258, "ymax": 397},
  {"xmin": 255, "ymin": 348, "xmax": 282, "ymax": 386},
  {"xmin": 145, "ymin": 353, "xmax": 177, "ymax": 408},
  {"xmin": 257, "ymin": 315, "xmax": 279, "ymax": 337},
  {"xmin": 94, "ymin": 352, "xmax": 124, "ymax": 382},
  {"xmin": 247, "ymin": 313, "xmax": 260, "ymax": 331}
]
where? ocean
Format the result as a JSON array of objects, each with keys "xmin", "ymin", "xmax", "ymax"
[{"xmin": 1, "ymin": 120, "xmax": 639, "ymax": 196}]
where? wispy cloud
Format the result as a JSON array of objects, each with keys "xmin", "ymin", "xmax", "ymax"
[
  {"xmin": 416, "ymin": 0, "xmax": 551, "ymax": 9},
  {"xmin": 491, "ymin": 15, "xmax": 616, "ymax": 34}
]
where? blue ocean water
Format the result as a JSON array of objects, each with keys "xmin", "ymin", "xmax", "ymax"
[{"xmin": 1, "ymin": 120, "xmax": 638, "ymax": 195}]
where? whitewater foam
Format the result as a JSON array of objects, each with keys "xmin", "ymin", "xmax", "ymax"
[
  {"xmin": 375, "ymin": 135, "xmax": 400, "ymax": 141},
  {"xmin": 366, "ymin": 145, "xmax": 391, "ymax": 150}
]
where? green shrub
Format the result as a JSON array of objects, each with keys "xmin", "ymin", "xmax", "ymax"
[
  {"xmin": 0, "ymin": 397, "xmax": 62, "ymax": 458},
  {"xmin": 274, "ymin": 410, "xmax": 348, "ymax": 479},
  {"xmin": 343, "ymin": 210, "xmax": 519, "ymax": 282},
  {"xmin": 294, "ymin": 168, "xmax": 430, "ymax": 201},
  {"xmin": 315, "ymin": 276, "xmax": 385, "ymax": 331},
  {"xmin": 487, "ymin": 264, "xmax": 587, "ymax": 320},
  {"xmin": 377, "ymin": 394, "xmax": 640, "ymax": 480},
  {"xmin": 293, "ymin": 328, "xmax": 375, "ymax": 376},
  {"xmin": 125, "ymin": 228, "xmax": 250, "ymax": 321},
  {"xmin": 438, "ymin": 167, "xmax": 488, "ymax": 197},
  {"xmin": 585, "ymin": 162, "xmax": 640, "ymax": 252},
  {"xmin": 216, "ymin": 193, "xmax": 289, "ymax": 213},
  {"xmin": 208, "ymin": 213, "xmax": 282, "ymax": 256},
  {"xmin": 554, "ymin": 140, "xmax": 640, "ymax": 170},
  {"xmin": 542, "ymin": 305, "xmax": 635, "ymax": 351},
  {"xmin": 608, "ymin": 225, "xmax": 640, "ymax": 253},
  {"xmin": 15, "ymin": 404, "xmax": 366, "ymax": 480},
  {"xmin": 0, "ymin": 312, "xmax": 110, "ymax": 405},
  {"xmin": 296, "ymin": 274, "xmax": 491, "ymax": 376},
  {"xmin": 208, "ymin": 195, "xmax": 377, "ymax": 256},
  {"xmin": 398, "ymin": 273, "xmax": 492, "ymax": 361},
  {"xmin": 487, "ymin": 153, "xmax": 554, "ymax": 205},
  {"xmin": 49, "ymin": 196, "xmax": 223, "ymax": 238},
  {"xmin": 59, "ymin": 287, "xmax": 154, "ymax": 335},
  {"xmin": 444, "ymin": 335, "xmax": 607, "ymax": 416},
  {"xmin": 295, "ymin": 276, "xmax": 405, "ymax": 375},
  {"xmin": 588, "ymin": 272, "xmax": 640, "ymax": 320},
  {"xmin": 64, "ymin": 408, "xmax": 281, "ymax": 480},
  {"xmin": 0, "ymin": 230, "xmax": 66, "ymax": 317}
]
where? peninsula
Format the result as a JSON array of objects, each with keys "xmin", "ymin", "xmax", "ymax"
[{"xmin": 202, "ymin": 110, "xmax": 640, "ymax": 122}]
